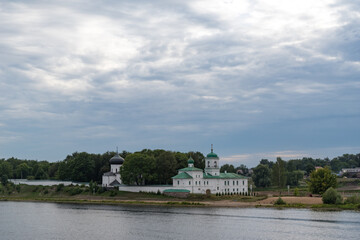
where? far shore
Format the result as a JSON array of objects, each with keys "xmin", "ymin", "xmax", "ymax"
[{"xmin": 1, "ymin": 183, "xmax": 359, "ymax": 211}]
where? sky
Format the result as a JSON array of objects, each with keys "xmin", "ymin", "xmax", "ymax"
[{"xmin": 0, "ymin": 0, "xmax": 359, "ymax": 167}]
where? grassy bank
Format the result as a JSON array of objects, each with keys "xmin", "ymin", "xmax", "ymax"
[{"xmin": 1, "ymin": 182, "xmax": 359, "ymax": 210}]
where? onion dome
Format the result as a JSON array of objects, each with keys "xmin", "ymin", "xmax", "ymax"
[
  {"xmin": 206, "ymin": 144, "xmax": 219, "ymax": 158},
  {"xmin": 188, "ymin": 157, "xmax": 195, "ymax": 164},
  {"xmin": 109, "ymin": 153, "xmax": 124, "ymax": 164}
]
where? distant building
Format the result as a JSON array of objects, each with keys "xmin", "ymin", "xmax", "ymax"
[
  {"xmin": 340, "ymin": 167, "xmax": 360, "ymax": 177},
  {"xmin": 102, "ymin": 152, "xmax": 124, "ymax": 188},
  {"xmin": 171, "ymin": 147, "xmax": 248, "ymax": 194}
]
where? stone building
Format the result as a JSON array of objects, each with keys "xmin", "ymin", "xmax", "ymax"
[
  {"xmin": 171, "ymin": 147, "xmax": 248, "ymax": 194},
  {"xmin": 102, "ymin": 152, "xmax": 124, "ymax": 188}
]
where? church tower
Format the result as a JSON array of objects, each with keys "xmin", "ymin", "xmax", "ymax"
[{"xmin": 204, "ymin": 144, "xmax": 220, "ymax": 176}]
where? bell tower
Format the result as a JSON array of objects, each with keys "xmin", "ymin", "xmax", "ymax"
[{"xmin": 204, "ymin": 144, "xmax": 220, "ymax": 176}]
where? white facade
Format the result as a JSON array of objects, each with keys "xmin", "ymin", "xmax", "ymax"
[
  {"xmin": 172, "ymin": 148, "xmax": 248, "ymax": 194},
  {"xmin": 102, "ymin": 153, "xmax": 124, "ymax": 188}
]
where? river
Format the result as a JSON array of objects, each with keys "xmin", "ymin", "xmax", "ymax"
[{"xmin": 0, "ymin": 201, "xmax": 359, "ymax": 240}]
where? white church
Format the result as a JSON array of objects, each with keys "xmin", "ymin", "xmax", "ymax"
[
  {"xmin": 171, "ymin": 147, "xmax": 248, "ymax": 194},
  {"xmin": 102, "ymin": 147, "xmax": 248, "ymax": 195},
  {"xmin": 102, "ymin": 152, "xmax": 124, "ymax": 188}
]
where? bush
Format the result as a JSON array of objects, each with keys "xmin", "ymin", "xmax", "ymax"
[
  {"xmin": 294, "ymin": 188, "xmax": 299, "ymax": 196},
  {"xmin": 69, "ymin": 187, "xmax": 83, "ymax": 196},
  {"xmin": 97, "ymin": 187, "xmax": 106, "ymax": 194},
  {"xmin": 44, "ymin": 189, "xmax": 49, "ymax": 194},
  {"xmin": 344, "ymin": 195, "xmax": 360, "ymax": 204},
  {"xmin": 15, "ymin": 185, "xmax": 21, "ymax": 193},
  {"xmin": 109, "ymin": 190, "xmax": 117, "ymax": 197},
  {"xmin": 56, "ymin": 184, "xmax": 65, "ymax": 192},
  {"xmin": 322, "ymin": 187, "xmax": 342, "ymax": 204},
  {"xmin": 274, "ymin": 197, "xmax": 286, "ymax": 205}
]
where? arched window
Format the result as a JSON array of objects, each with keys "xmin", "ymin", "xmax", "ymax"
[
  {"xmin": 207, "ymin": 161, "xmax": 210, "ymax": 167},
  {"xmin": 214, "ymin": 161, "xmax": 217, "ymax": 167}
]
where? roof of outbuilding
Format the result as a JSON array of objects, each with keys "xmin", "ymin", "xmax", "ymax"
[
  {"xmin": 163, "ymin": 189, "xmax": 190, "ymax": 193},
  {"xmin": 172, "ymin": 172, "xmax": 193, "ymax": 179}
]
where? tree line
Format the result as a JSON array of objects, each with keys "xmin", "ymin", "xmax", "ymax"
[
  {"xmin": 0, "ymin": 149, "xmax": 205, "ymax": 184},
  {"xmin": 1, "ymin": 151, "xmax": 359, "ymax": 186}
]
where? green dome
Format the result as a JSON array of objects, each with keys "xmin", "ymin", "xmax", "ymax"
[
  {"xmin": 206, "ymin": 152, "xmax": 218, "ymax": 158},
  {"xmin": 188, "ymin": 157, "xmax": 194, "ymax": 164}
]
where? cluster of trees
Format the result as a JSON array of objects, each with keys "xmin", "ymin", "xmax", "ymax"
[
  {"xmin": 1, "ymin": 151, "xmax": 359, "ymax": 186},
  {"xmin": 120, "ymin": 149, "xmax": 204, "ymax": 185},
  {"xmin": 252, "ymin": 158, "xmax": 305, "ymax": 188},
  {"xmin": 250, "ymin": 153, "xmax": 360, "ymax": 188},
  {"xmin": 0, "ymin": 149, "xmax": 204, "ymax": 185}
]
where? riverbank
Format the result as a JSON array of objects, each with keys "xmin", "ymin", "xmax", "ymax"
[{"xmin": 1, "ymin": 183, "xmax": 359, "ymax": 210}]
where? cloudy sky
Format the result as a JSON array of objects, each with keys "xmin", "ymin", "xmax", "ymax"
[{"xmin": 0, "ymin": 0, "xmax": 359, "ymax": 167}]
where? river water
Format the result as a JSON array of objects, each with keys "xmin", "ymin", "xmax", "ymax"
[{"xmin": 0, "ymin": 201, "xmax": 359, "ymax": 240}]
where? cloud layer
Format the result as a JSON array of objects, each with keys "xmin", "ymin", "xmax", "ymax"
[{"xmin": 0, "ymin": 0, "xmax": 359, "ymax": 166}]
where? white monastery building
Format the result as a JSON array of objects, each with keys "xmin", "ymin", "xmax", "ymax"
[
  {"xmin": 102, "ymin": 146, "xmax": 249, "ymax": 194},
  {"xmin": 102, "ymin": 152, "xmax": 124, "ymax": 188},
  {"xmin": 171, "ymin": 147, "xmax": 248, "ymax": 194}
]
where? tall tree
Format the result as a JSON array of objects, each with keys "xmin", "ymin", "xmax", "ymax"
[
  {"xmin": 252, "ymin": 164, "xmax": 272, "ymax": 188},
  {"xmin": 272, "ymin": 157, "xmax": 287, "ymax": 188}
]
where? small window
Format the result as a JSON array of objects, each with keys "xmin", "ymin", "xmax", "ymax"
[
  {"xmin": 177, "ymin": 181, "xmax": 179, "ymax": 185},
  {"xmin": 243, "ymin": 180, "xmax": 244, "ymax": 185},
  {"xmin": 233, "ymin": 181, "xmax": 235, "ymax": 185},
  {"xmin": 189, "ymin": 181, "xmax": 191, "ymax": 185},
  {"xmin": 208, "ymin": 161, "xmax": 210, "ymax": 167},
  {"xmin": 207, "ymin": 181, "xmax": 209, "ymax": 185},
  {"xmin": 237, "ymin": 181, "xmax": 238, "ymax": 185}
]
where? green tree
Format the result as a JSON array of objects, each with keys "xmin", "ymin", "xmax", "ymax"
[
  {"xmin": 252, "ymin": 164, "xmax": 272, "ymax": 188},
  {"xmin": 120, "ymin": 153, "xmax": 156, "ymax": 185},
  {"xmin": 272, "ymin": 157, "xmax": 287, "ymax": 188},
  {"xmin": 308, "ymin": 167, "xmax": 337, "ymax": 194},
  {"xmin": 286, "ymin": 170, "xmax": 304, "ymax": 186},
  {"xmin": 0, "ymin": 162, "xmax": 13, "ymax": 178},
  {"xmin": 15, "ymin": 163, "xmax": 31, "ymax": 179},
  {"xmin": 155, "ymin": 151, "xmax": 177, "ymax": 184},
  {"xmin": 220, "ymin": 164, "xmax": 235, "ymax": 173}
]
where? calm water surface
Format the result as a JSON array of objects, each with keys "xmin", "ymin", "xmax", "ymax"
[{"xmin": 0, "ymin": 201, "xmax": 359, "ymax": 240}]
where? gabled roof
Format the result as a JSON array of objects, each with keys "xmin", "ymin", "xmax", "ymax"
[
  {"xmin": 172, "ymin": 172, "xmax": 193, "ymax": 179},
  {"xmin": 178, "ymin": 166, "xmax": 203, "ymax": 172},
  {"xmin": 219, "ymin": 172, "xmax": 248, "ymax": 179},
  {"xmin": 109, "ymin": 179, "xmax": 121, "ymax": 186},
  {"xmin": 203, "ymin": 172, "xmax": 248, "ymax": 179}
]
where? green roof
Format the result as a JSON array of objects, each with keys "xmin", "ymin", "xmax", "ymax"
[
  {"xmin": 206, "ymin": 152, "xmax": 219, "ymax": 158},
  {"xmin": 188, "ymin": 157, "xmax": 194, "ymax": 164},
  {"xmin": 172, "ymin": 172, "xmax": 193, "ymax": 179},
  {"xmin": 203, "ymin": 172, "xmax": 247, "ymax": 179},
  {"xmin": 178, "ymin": 167, "xmax": 203, "ymax": 172},
  {"xmin": 163, "ymin": 189, "xmax": 190, "ymax": 193}
]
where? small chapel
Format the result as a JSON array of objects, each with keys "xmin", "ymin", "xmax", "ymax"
[{"xmin": 102, "ymin": 151, "xmax": 124, "ymax": 188}]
